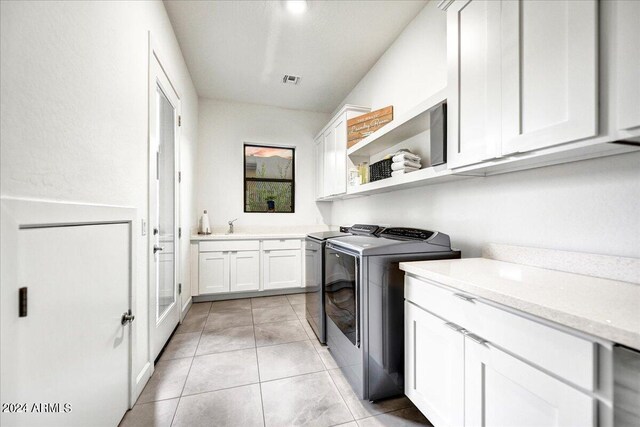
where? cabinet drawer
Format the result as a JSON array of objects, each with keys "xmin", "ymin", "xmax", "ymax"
[
  {"xmin": 405, "ymin": 274, "xmax": 596, "ymax": 391},
  {"xmin": 405, "ymin": 275, "xmax": 473, "ymax": 329},
  {"xmin": 262, "ymin": 239, "xmax": 301, "ymax": 251},
  {"xmin": 199, "ymin": 240, "xmax": 260, "ymax": 252},
  {"xmin": 471, "ymin": 300, "xmax": 596, "ymax": 392}
]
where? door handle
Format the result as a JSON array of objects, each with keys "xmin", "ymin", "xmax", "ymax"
[
  {"xmin": 466, "ymin": 333, "xmax": 488, "ymax": 347},
  {"xmin": 153, "ymin": 245, "xmax": 164, "ymax": 253},
  {"xmin": 121, "ymin": 309, "xmax": 135, "ymax": 326}
]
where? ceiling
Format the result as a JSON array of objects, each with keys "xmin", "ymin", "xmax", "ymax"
[{"xmin": 163, "ymin": 1, "xmax": 428, "ymax": 113}]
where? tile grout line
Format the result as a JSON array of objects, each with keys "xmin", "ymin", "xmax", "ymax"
[
  {"xmin": 169, "ymin": 302, "xmax": 208, "ymax": 427},
  {"xmin": 252, "ymin": 305, "xmax": 268, "ymax": 427},
  {"xmin": 324, "ymin": 363, "xmax": 357, "ymax": 424},
  {"xmin": 149, "ymin": 367, "xmax": 337, "ymax": 408}
]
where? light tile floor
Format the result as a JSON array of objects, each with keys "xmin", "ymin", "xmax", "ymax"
[{"xmin": 120, "ymin": 294, "xmax": 433, "ymax": 427}]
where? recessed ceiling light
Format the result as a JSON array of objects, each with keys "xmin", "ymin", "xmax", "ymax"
[{"xmin": 285, "ymin": 0, "xmax": 308, "ymax": 15}]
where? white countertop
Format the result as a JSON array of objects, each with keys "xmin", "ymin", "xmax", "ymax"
[
  {"xmin": 191, "ymin": 225, "xmax": 335, "ymax": 241},
  {"xmin": 192, "ymin": 232, "xmax": 309, "ymax": 241},
  {"xmin": 400, "ymin": 258, "xmax": 640, "ymax": 349}
]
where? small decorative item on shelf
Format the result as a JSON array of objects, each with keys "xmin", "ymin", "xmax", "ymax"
[
  {"xmin": 348, "ymin": 167, "xmax": 361, "ymax": 187},
  {"xmin": 347, "ymin": 105, "xmax": 394, "ymax": 148},
  {"xmin": 198, "ymin": 210, "xmax": 211, "ymax": 235},
  {"xmin": 359, "ymin": 162, "xmax": 370, "ymax": 184},
  {"xmin": 369, "ymin": 158, "xmax": 393, "ymax": 182}
]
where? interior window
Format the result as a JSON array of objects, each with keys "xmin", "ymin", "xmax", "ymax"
[{"xmin": 244, "ymin": 144, "xmax": 295, "ymax": 213}]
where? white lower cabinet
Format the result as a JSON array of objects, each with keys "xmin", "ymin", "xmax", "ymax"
[
  {"xmin": 405, "ymin": 301, "xmax": 464, "ymax": 427},
  {"xmin": 229, "ymin": 250, "xmax": 260, "ymax": 292},
  {"xmin": 405, "ymin": 275, "xmax": 598, "ymax": 427},
  {"xmin": 199, "ymin": 251, "xmax": 229, "ymax": 294},
  {"xmin": 465, "ymin": 337, "xmax": 595, "ymax": 427},
  {"xmin": 195, "ymin": 238, "xmax": 303, "ymax": 296},
  {"xmin": 263, "ymin": 249, "xmax": 302, "ymax": 290}
]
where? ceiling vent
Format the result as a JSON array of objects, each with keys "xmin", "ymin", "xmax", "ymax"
[{"xmin": 282, "ymin": 75, "xmax": 301, "ymax": 85}]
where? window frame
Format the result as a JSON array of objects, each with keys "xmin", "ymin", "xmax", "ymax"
[{"xmin": 243, "ymin": 143, "xmax": 296, "ymax": 213}]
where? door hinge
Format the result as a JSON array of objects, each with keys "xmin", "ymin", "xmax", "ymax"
[
  {"xmin": 178, "ymin": 115, "xmax": 182, "ymax": 127},
  {"xmin": 19, "ymin": 287, "xmax": 28, "ymax": 317},
  {"xmin": 178, "ymin": 283, "xmax": 182, "ymax": 294},
  {"xmin": 178, "ymin": 171, "xmax": 182, "ymax": 183},
  {"xmin": 178, "ymin": 227, "xmax": 182, "ymax": 238}
]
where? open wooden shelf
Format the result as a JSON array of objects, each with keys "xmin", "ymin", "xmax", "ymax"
[{"xmin": 347, "ymin": 88, "xmax": 447, "ymax": 158}]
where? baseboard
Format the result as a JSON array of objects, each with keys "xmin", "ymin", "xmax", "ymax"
[
  {"xmin": 181, "ymin": 297, "xmax": 193, "ymax": 321},
  {"xmin": 132, "ymin": 361, "xmax": 153, "ymax": 407},
  {"xmin": 193, "ymin": 288, "xmax": 306, "ymax": 302}
]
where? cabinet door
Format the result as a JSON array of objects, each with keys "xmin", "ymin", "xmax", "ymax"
[
  {"xmin": 447, "ymin": 0, "xmax": 502, "ymax": 168},
  {"xmin": 405, "ymin": 302, "xmax": 464, "ymax": 427},
  {"xmin": 323, "ymin": 128, "xmax": 335, "ymax": 196},
  {"xmin": 229, "ymin": 250, "xmax": 260, "ymax": 292},
  {"xmin": 333, "ymin": 115, "xmax": 347, "ymax": 195},
  {"xmin": 315, "ymin": 135, "xmax": 325, "ymax": 199},
  {"xmin": 199, "ymin": 251, "xmax": 229, "ymax": 294},
  {"xmin": 465, "ymin": 337, "xmax": 595, "ymax": 427},
  {"xmin": 263, "ymin": 249, "xmax": 302, "ymax": 290},
  {"xmin": 615, "ymin": 0, "xmax": 640, "ymax": 133},
  {"xmin": 501, "ymin": 0, "xmax": 598, "ymax": 155}
]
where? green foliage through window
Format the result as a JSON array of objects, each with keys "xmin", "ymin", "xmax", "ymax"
[{"xmin": 244, "ymin": 144, "xmax": 295, "ymax": 213}]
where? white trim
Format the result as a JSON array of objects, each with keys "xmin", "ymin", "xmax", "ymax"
[
  {"xmin": 133, "ymin": 361, "xmax": 154, "ymax": 403},
  {"xmin": 181, "ymin": 297, "xmax": 193, "ymax": 321}
]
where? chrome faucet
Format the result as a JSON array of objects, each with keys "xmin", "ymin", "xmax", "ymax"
[{"xmin": 227, "ymin": 218, "xmax": 238, "ymax": 234}]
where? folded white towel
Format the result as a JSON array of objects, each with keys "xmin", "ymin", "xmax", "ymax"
[
  {"xmin": 391, "ymin": 167, "xmax": 419, "ymax": 177},
  {"xmin": 392, "ymin": 152, "xmax": 421, "ymax": 163},
  {"xmin": 391, "ymin": 160, "xmax": 421, "ymax": 171}
]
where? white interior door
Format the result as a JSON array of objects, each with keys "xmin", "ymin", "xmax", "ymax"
[
  {"xmin": 149, "ymin": 50, "xmax": 181, "ymax": 360},
  {"xmin": 1, "ymin": 221, "xmax": 131, "ymax": 427}
]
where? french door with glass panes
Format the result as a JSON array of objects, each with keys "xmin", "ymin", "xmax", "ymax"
[{"xmin": 149, "ymin": 47, "xmax": 180, "ymax": 360}]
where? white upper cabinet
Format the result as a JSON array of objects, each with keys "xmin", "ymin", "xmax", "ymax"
[
  {"xmin": 333, "ymin": 115, "xmax": 348, "ymax": 196},
  {"xmin": 315, "ymin": 105, "xmax": 369, "ymax": 199},
  {"xmin": 500, "ymin": 0, "xmax": 598, "ymax": 155},
  {"xmin": 323, "ymin": 127, "xmax": 335, "ymax": 197},
  {"xmin": 613, "ymin": 0, "xmax": 640, "ymax": 134},
  {"xmin": 448, "ymin": 0, "xmax": 600, "ymax": 168},
  {"xmin": 447, "ymin": 0, "xmax": 502, "ymax": 168},
  {"xmin": 314, "ymin": 135, "xmax": 324, "ymax": 199}
]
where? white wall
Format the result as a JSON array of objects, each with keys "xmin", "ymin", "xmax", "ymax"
[
  {"xmin": 330, "ymin": 1, "xmax": 640, "ymax": 259},
  {"xmin": 0, "ymin": 0, "xmax": 198, "ymax": 396},
  {"xmin": 197, "ymin": 99, "xmax": 331, "ymax": 228},
  {"xmin": 333, "ymin": 1, "xmax": 447, "ymax": 118},
  {"xmin": 333, "ymin": 153, "xmax": 640, "ymax": 258}
]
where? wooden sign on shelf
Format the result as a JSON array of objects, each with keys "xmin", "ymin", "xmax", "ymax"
[{"xmin": 347, "ymin": 106, "xmax": 393, "ymax": 148}]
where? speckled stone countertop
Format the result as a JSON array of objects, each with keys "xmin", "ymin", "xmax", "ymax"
[{"xmin": 400, "ymin": 258, "xmax": 640, "ymax": 349}]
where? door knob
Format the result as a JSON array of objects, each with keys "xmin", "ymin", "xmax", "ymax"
[
  {"xmin": 153, "ymin": 245, "xmax": 164, "ymax": 253},
  {"xmin": 121, "ymin": 309, "xmax": 135, "ymax": 325}
]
